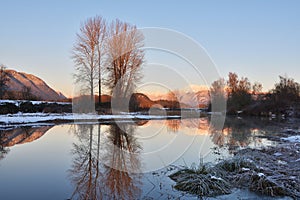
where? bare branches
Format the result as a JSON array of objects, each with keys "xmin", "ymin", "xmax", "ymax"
[
  {"xmin": 72, "ymin": 16, "xmax": 144, "ymax": 108},
  {"xmin": 105, "ymin": 19, "xmax": 144, "ymax": 99},
  {"xmin": 72, "ymin": 16, "xmax": 107, "ymax": 101}
]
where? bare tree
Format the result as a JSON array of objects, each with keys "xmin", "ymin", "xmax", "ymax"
[
  {"xmin": 105, "ymin": 19, "xmax": 144, "ymax": 108},
  {"xmin": 252, "ymin": 82, "xmax": 263, "ymax": 94},
  {"xmin": 0, "ymin": 64, "xmax": 9, "ymax": 99},
  {"xmin": 72, "ymin": 16, "xmax": 107, "ymax": 103}
]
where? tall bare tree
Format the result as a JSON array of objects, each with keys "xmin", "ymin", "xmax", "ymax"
[
  {"xmin": 105, "ymin": 19, "xmax": 144, "ymax": 108},
  {"xmin": 72, "ymin": 16, "xmax": 107, "ymax": 103},
  {"xmin": 0, "ymin": 64, "xmax": 9, "ymax": 99}
]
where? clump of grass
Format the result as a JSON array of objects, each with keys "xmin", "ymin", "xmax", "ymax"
[
  {"xmin": 250, "ymin": 173, "xmax": 286, "ymax": 197},
  {"xmin": 170, "ymin": 144, "xmax": 300, "ymax": 199},
  {"xmin": 169, "ymin": 164, "xmax": 231, "ymax": 197},
  {"xmin": 215, "ymin": 157, "xmax": 257, "ymax": 173}
]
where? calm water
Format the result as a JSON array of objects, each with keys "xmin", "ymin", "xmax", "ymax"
[{"xmin": 0, "ymin": 117, "xmax": 281, "ymax": 200}]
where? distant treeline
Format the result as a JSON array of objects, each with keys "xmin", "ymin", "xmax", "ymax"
[
  {"xmin": 0, "ymin": 101, "xmax": 72, "ymax": 114},
  {"xmin": 209, "ymin": 72, "xmax": 300, "ymax": 117}
]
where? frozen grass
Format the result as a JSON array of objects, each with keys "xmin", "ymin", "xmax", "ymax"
[
  {"xmin": 169, "ymin": 165, "xmax": 231, "ymax": 197},
  {"xmin": 170, "ymin": 142, "xmax": 300, "ymax": 199}
]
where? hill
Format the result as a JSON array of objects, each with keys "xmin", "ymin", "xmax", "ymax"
[{"xmin": 5, "ymin": 69, "xmax": 66, "ymax": 101}]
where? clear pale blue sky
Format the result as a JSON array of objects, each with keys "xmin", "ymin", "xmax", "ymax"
[{"xmin": 1, "ymin": 0, "xmax": 299, "ymax": 97}]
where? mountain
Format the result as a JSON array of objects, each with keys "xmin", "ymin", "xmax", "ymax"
[
  {"xmin": 130, "ymin": 93, "xmax": 155, "ymax": 108},
  {"xmin": 145, "ymin": 85, "xmax": 210, "ymax": 108},
  {"xmin": 5, "ymin": 69, "xmax": 66, "ymax": 101}
]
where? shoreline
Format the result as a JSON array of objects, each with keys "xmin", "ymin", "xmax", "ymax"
[
  {"xmin": 0, "ymin": 112, "xmax": 184, "ymax": 128},
  {"xmin": 169, "ymin": 128, "xmax": 300, "ymax": 199}
]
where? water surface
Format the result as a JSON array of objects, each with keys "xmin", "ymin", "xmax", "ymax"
[{"xmin": 0, "ymin": 117, "xmax": 281, "ymax": 199}]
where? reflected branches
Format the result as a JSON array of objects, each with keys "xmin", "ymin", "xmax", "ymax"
[
  {"xmin": 0, "ymin": 130, "xmax": 8, "ymax": 161},
  {"xmin": 209, "ymin": 116, "xmax": 281, "ymax": 153},
  {"xmin": 69, "ymin": 124, "xmax": 102, "ymax": 200},
  {"xmin": 165, "ymin": 119, "xmax": 181, "ymax": 132},
  {"xmin": 69, "ymin": 123, "xmax": 142, "ymax": 200}
]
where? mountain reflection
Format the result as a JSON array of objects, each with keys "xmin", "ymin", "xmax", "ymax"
[
  {"xmin": 0, "ymin": 126, "xmax": 52, "ymax": 160},
  {"xmin": 69, "ymin": 123, "xmax": 142, "ymax": 200}
]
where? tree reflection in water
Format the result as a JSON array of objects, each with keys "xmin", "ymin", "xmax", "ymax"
[
  {"xmin": 209, "ymin": 116, "xmax": 280, "ymax": 153},
  {"xmin": 165, "ymin": 119, "xmax": 181, "ymax": 132},
  {"xmin": 69, "ymin": 123, "xmax": 142, "ymax": 200},
  {"xmin": 0, "ymin": 144, "xmax": 9, "ymax": 161},
  {"xmin": 0, "ymin": 132, "xmax": 9, "ymax": 161},
  {"xmin": 103, "ymin": 124, "xmax": 142, "ymax": 200}
]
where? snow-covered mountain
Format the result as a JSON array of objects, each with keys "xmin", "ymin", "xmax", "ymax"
[
  {"xmin": 5, "ymin": 69, "xmax": 66, "ymax": 101},
  {"xmin": 146, "ymin": 85, "xmax": 210, "ymax": 108}
]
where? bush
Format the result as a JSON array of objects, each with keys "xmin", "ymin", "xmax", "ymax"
[
  {"xmin": 19, "ymin": 102, "xmax": 35, "ymax": 113},
  {"xmin": 169, "ymin": 166, "xmax": 231, "ymax": 197},
  {"xmin": 0, "ymin": 103, "xmax": 18, "ymax": 114}
]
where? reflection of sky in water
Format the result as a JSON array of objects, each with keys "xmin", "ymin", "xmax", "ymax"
[
  {"xmin": 0, "ymin": 118, "xmax": 279, "ymax": 199},
  {"xmin": 0, "ymin": 126, "xmax": 75, "ymax": 199}
]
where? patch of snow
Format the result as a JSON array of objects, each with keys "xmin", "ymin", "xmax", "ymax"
[
  {"xmin": 210, "ymin": 175, "xmax": 223, "ymax": 181},
  {"xmin": 271, "ymin": 114, "xmax": 276, "ymax": 118},
  {"xmin": 257, "ymin": 173, "xmax": 265, "ymax": 177},
  {"xmin": 208, "ymin": 112, "xmax": 224, "ymax": 115},
  {"xmin": 273, "ymin": 152, "xmax": 283, "ymax": 156},
  {"xmin": 0, "ymin": 100, "xmax": 71, "ymax": 105},
  {"xmin": 281, "ymin": 135, "xmax": 300, "ymax": 143},
  {"xmin": 242, "ymin": 167, "xmax": 250, "ymax": 171},
  {"xmin": 0, "ymin": 122, "xmax": 55, "ymax": 130},
  {"xmin": 0, "ymin": 113, "xmax": 181, "ymax": 124},
  {"xmin": 277, "ymin": 160, "xmax": 287, "ymax": 165}
]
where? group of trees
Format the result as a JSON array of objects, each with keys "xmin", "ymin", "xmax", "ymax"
[
  {"xmin": 271, "ymin": 76, "xmax": 300, "ymax": 105},
  {"xmin": 209, "ymin": 72, "xmax": 256, "ymax": 113},
  {"xmin": 210, "ymin": 72, "xmax": 300, "ymax": 116},
  {"xmin": 72, "ymin": 16, "xmax": 144, "ymax": 109}
]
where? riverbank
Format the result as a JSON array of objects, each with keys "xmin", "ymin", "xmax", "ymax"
[
  {"xmin": 169, "ymin": 127, "xmax": 300, "ymax": 199},
  {"xmin": 0, "ymin": 112, "xmax": 183, "ymax": 128}
]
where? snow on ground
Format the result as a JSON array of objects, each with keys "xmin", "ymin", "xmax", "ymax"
[
  {"xmin": 281, "ymin": 135, "xmax": 300, "ymax": 143},
  {"xmin": 0, "ymin": 100, "xmax": 71, "ymax": 105},
  {"xmin": 0, "ymin": 112, "xmax": 180, "ymax": 124}
]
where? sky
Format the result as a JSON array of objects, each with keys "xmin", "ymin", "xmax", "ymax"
[{"xmin": 1, "ymin": 0, "xmax": 299, "ymax": 97}]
